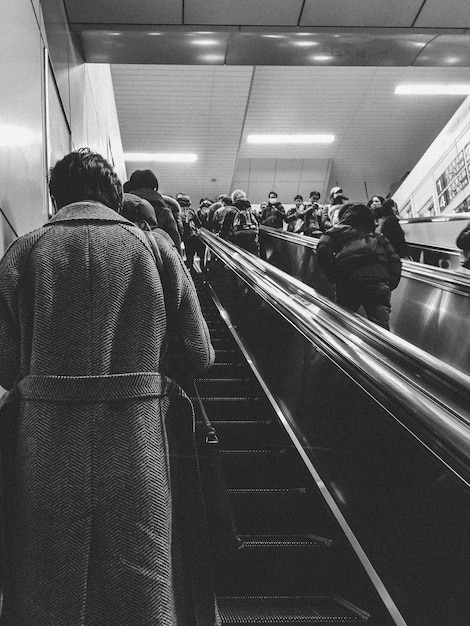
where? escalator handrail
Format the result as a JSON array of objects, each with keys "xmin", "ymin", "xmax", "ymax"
[
  {"xmin": 259, "ymin": 224, "xmax": 470, "ymax": 294},
  {"xmin": 199, "ymin": 228, "xmax": 470, "ymax": 486}
]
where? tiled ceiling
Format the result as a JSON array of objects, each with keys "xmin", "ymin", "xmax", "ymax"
[{"xmin": 60, "ymin": 0, "xmax": 470, "ymax": 203}]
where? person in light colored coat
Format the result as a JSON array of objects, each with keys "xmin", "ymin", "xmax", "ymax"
[{"xmin": 0, "ymin": 148, "xmax": 218, "ymax": 625}]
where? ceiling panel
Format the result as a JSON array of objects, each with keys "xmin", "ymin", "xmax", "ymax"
[
  {"xmin": 300, "ymin": 0, "xmax": 424, "ymax": 28},
  {"xmin": 184, "ymin": 0, "xmax": 304, "ymax": 26},
  {"xmin": 414, "ymin": 0, "xmax": 470, "ymax": 28},
  {"xmin": 111, "ymin": 64, "xmax": 470, "ymax": 203},
  {"xmin": 111, "ymin": 65, "xmax": 253, "ymax": 199},
  {"xmin": 63, "ymin": 0, "xmax": 182, "ymax": 24}
]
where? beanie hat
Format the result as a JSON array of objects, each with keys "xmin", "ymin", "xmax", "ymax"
[
  {"xmin": 176, "ymin": 193, "xmax": 191, "ymax": 207},
  {"xmin": 121, "ymin": 193, "xmax": 157, "ymax": 226},
  {"xmin": 125, "ymin": 169, "xmax": 159, "ymax": 192},
  {"xmin": 338, "ymin": 203, "xmax": 375, "ymax": 232}
]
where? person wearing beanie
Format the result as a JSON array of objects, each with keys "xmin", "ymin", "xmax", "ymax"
[
  {"xmin": 121, "ymin": 193, "xmax": 176, "ymax": 249},
  {"xmin": 316, "ymin": 203, "xmax": 401, "ymax": 330},
  {"xmin": 321, "ymin": 186, "xmax": 349, "ymax": 230},
  {"xmin": 124, "ymin": 169, "xmax": 182, "ymax": 254}
]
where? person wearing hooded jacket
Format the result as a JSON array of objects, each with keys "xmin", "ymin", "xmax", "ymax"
[
  {"xmin": 124, "ymin": 169, "xmax": 182, "ymax": 254},
  {"xmin": 316, "ymin": 203, "xmax": 401, "ymax": 330}
]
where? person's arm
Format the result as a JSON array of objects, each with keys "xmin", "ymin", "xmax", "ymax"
[
  {"xmin": 381, "ymin": 235, "xmax": 402, "ymax": 290},
  {"xmin": 316, "ymin": 234, "xmax": 337, "ymax": 282},
  {"xmin": 219, "ymin": 209, "xmax": 235, "ymax": 240},
  {"xmin": 0, "ymin": 241, "xmax": 23, "ymax": 390},
  {"xmin": 151, "ymin": 231, "xmax": 215, "ymax": 376}
]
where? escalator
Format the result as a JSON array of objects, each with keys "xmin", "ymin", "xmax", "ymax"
[
  {"xmin": 257, "ymin": 225, "xmax": 470, "ymax": 376},
  {"xmin": 191, "ymin": 274, "xmax": 396, "ymax": 625},
  {"xmin": 190, "ymin": 231, "xmax": 470, "ymax": 625}
]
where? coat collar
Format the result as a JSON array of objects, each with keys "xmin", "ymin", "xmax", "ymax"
[{"xmin": 47, "ymin": 201, "xmax": 132, "ymax": 225}]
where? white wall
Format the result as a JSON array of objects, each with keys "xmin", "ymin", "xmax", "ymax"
[
  {"xmin": 233, "ymin": 157, "xmax": 332, "ymax": 204},
  {"xmin": 394, "ymin": 96, "xmax": 470, "ymax": 218},
  {"xmin": 0, "ymin": 0, "xmax": 125, "ymax": 254}
]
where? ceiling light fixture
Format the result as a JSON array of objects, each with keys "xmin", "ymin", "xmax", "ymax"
[
  {"xmin": 191, "ymin": 39, "xmax": 218, "ymax": 46},
  {"xmin": 124, "ymin": 153, "xmax": 198, "ymax": 163},
  {"xmin": 247, "ymin": 134, "xmax": 334, "ymax": 145},
  {"xmin": 395, "ymin": 84, "xmax": 470, "ymax": 95},
  {"xmin": 312, "ymin": 54, "xmax": 334, "ymax": 62},
  {"xmin": 294, "ymin": 41, "xmax": 319, "ymax": 47}
]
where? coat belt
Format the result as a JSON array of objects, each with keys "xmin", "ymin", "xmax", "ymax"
[{"xmin": 17, "ymin": 372, "xmax": 173, "ymax": 402}]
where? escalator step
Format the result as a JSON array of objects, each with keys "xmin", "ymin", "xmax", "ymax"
[
  {"xmin": 239, "ymin": 534, "xmax": 332, "ymax": 548},
  {"xmin": 220, "ymin": 449, "xmax": 310, "ymax": 488},
  {"xmin": 218, "ymin": 596, "xmax": 370, "ymax": 624},
  {"xmin": 228, "ymin": 489, "xmax": 339, "ymax": 537},
  {"xmin": 215, "ymin": 350, "xmax": 239, "ymax": 364},
  {"xmin": 195, "ymin": 379, "xmax": 257, "ymax": 397}
]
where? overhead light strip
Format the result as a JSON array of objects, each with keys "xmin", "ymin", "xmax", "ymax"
[
  {"xmin": 395, "ymin": 84, "xmax": 470, "ymax": 95},
  {"xmin": 124, "ymin": 152, "xmax": 198, "ymax": 163},
  {"xmin": 247, "ymin": 134, "xmax": 334, "ymax": 144}
]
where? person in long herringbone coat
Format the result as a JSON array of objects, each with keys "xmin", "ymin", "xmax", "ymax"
[{"xmin": 0, "ymin": 149, "xmax": 218, "ymax": 625}]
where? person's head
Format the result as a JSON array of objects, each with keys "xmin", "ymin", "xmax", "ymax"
[
  {"xmin": 268, "ymin": 191, "xmax": 278, "ymax": 204},
  {"xmin": 231, "ymin": 189, "xmax": 246, "ymax": 203},
  {"xmin": 309, "ymin": 190, "xmax": 321, "ymax": 204},
  {"xmin": 49, "ymin": 148, "xmax": 122, "ymax": 212},
  {"xmin": 221, "ymin": 195, "xmax": 232, "ymax": 206},
  {"xmin": 121, "ymin": 193, "xmax": 157, "ymax": 229},
  {"xmin": 330, "ymin": 186, "xmax": 348, "ymax": 205},
  {"xmin": 260, "ymin": 201, "xmax": 268, "ymax": 211},
  {"xmin": 125, "ymin": 169, "xmax": 159, "ymax": 192},
  {"xmin": 367, "ymin": 195, "xmax": 385, "ymax": 211},
  {"xmin": 176, "ymin": 193, "xmax": 191, "ymax": 208},
  {"xmin": 380, "ymin": 198, "xmax": 398, "ymax": 217},
  {"xmin": 294, "ymin": 194, "xmax": 303, "ymax": 206},
  {"xmin": 338, "ymin": 203, "xmax": 375, "ymax": 232}
]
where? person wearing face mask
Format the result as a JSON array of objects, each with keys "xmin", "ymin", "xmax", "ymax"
[{"xmin": 260, "ymin": 191, "xmax": 286, "ymax": 229}]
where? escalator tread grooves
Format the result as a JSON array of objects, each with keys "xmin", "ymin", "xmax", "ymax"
[
  {"xmin": 218, "ymin": 595, "xmax": 370, "ymax": 623},
  {"xmin": 239, "ymin": 534, "xmax": 333, "ymax": 548}
]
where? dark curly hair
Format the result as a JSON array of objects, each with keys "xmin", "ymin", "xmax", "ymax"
[{"xmin": 49, "ymin": 148, "xmax": 123, "ymax": 212}]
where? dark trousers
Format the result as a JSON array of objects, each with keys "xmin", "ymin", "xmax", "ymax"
[{"xmin": 335, "ymin": 279, "xmax": 391, "ymax": 330}]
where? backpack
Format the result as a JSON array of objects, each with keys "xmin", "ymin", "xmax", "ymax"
[
  {"xmin": 232, "ymin": 208, "xmax": 258, "ymax": 235},
  {"xmin": 335, "ymin": 233, "xmax": 381, "ymax": 271}
]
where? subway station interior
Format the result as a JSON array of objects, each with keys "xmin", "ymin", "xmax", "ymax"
[{"xmin": 2, "ymin": 0, "xmax": 470, "ymax": 624}]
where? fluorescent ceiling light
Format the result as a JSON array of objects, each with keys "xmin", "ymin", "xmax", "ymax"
[
  {"xmin": 247, "ymin": 134, "xmax": 334, "ymax": 145},
  {"xmin": 312, "ymin": 55, "xmax": 333, "ymax": 61},
  {"xmin": 124, "ymin": 153, "xmax": 197, "ymax": 163},
  {"xmin": 294, "ymin": 41, "xmax": 319, "ymax": 47},
  {"xmin": 191, "ymin": 39, "xmax": 218, "ymax": 46},
  {"xmin": 395, "ymin": 83, "xmax": 470, "ymax": 95}
]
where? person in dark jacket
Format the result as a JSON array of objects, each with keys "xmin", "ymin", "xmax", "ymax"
[
  {"xmin": 124, "ymin": 169, "xmax": 182, "ymax": 253},
  {"xmin": 176, "ymin": 192, "xmax": 205, "ymax": 273},
  {"xmin": 220, "ymin": 192, "xmax": 260, "ymax": 256},
  {"xmin": 376, "ymin": 198, "xmax": 410, "ymax": 258},
  {"xmin": 0, "ymin": 148, "xmax": 218, "ymax": 625},
  {"xmin": 317, "ymin": 203, "xmax": 402, "ymax": 330},
  {"xmin": 260, "ymin": 191, "xmax": 286, "ymax": 229}
]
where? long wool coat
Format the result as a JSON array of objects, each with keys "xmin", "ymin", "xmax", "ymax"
[{"xmin": 0, "ymin": 202, "xmax": 217, "ymax": 625}]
